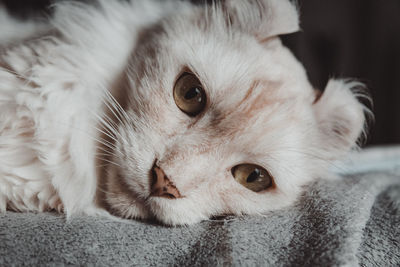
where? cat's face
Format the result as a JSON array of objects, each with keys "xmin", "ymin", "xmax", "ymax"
[{"xmin": 102, "ymin": 0, "xmax": 366, "ymax": 225}]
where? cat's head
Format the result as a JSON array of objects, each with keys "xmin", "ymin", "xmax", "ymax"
[{"xmin": 102, "ymin": 0, "xmax": 367, "ymax": 225}]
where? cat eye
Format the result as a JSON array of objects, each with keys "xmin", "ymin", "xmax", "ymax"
[
  {"xmin": 231, "ymin": 164, "xmax": 273, "ymax": 192},
  {"xmin": 173, "ymin": 72, "xmax": 206, "ymax": 116}
]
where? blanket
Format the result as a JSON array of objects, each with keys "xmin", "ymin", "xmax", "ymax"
[{"xmin": 1, "ymin": 146, "xmax": 399, "ymax": 266}]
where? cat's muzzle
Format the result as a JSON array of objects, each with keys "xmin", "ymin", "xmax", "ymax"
[{"xmin": 150, "ymin": 164, "xmax": 182, "ymax": 199}]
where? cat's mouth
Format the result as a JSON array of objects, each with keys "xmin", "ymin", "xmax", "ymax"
[{"xmin": 101, "ymin": 151, "xmax": 193, "ymax": 223}]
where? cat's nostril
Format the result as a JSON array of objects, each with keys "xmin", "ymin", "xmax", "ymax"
[
  {"xmin": 151, "ymin": 167, "xmax": 158, "ymax": 186},
  {"xmin": 150, "ymin": 164, "xmax": 182, "ymax": 199}
]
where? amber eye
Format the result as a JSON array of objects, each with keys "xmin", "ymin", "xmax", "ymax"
[
  {"xmin": 173, "ymin": 72, "xmax": 206, "ymax": 116},
  {"xmin": 231, "ymin": 164, "xmax": 273, "ymax": 192}
]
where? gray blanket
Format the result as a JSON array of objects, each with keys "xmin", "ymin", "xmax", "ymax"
[{"xmin": 1, "ymin": 147, "xmax": 399, "ymax": 266}]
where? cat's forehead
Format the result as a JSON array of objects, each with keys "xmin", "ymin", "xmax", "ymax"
[
  {"xmin": 134, "ymin": 9, "xmax": 315, "ymax": 154},
  {"xmin": 164, "ymin": 32, "xmax": 313, "ymax": 137},
  {"xmin": 202, "ymin": 84, "xmax": 309, "ymax": 148},
  {"xmin": 177, "ymin": 58, "xmax": 312, "ymax": 159},
  {"xmin": 168, "ymin": 26, "xmax": 274, "ymax": 87},
  {"xmin": 161, "ymin": 15, "xmax": 311, "ymax": 101}
]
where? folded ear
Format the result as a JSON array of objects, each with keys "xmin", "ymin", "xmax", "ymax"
[
  {"xmin": 224, "ymin": 0, "xmax": 300, "ymax": 41},
  {"xmin": 313, "ymin": 79, "xmax": 370, "ymax": 159}
]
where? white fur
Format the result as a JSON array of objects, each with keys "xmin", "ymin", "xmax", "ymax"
[
  {"xmin": 0, "ymin": 0, "xmax": 172, "ymax": 215},
  {"xmin": 0, "ymin": 6, "xmax": 49, "ymax": 46},
  {"xmin": 0, "ymin": 0, "xmax": 368, "ymax": 225}
]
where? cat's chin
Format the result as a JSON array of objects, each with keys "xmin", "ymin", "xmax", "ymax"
[
  {"xmin": 104, "ymin": 190, "xmax": 208, "ymax": 225},
  {"xmin": 102, "ymin": 167, "xmax": 206, "ymax": 225},
  {"xmin": 104, "ymin": 190, "xmax": 151, "ymax": 221},
  {"xmin": 106, "ymin": 195, "xmax": 208, "ymax": 226},
  {"xmin": 106, "ymin": 194, "xmax": 151, "ymax": 221},
  {"xmin": 103, "ymin": 180, "xmax": 204, "ymax": 225},
  {"xmin": 146, "ymin": 197, "xmax": 209, "ymax": 226},
  {"xmin": 101, "ymin": 165, "xmax": 151, "ymax": 221}
]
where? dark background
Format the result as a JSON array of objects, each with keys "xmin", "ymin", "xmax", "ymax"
[
  {"xmin": 282, "ymin": 0, "xmax": 400, "ymax": 146},
  {"xmin": 2, "ymin": 0, "xmax": 400, "ymax": 146}
]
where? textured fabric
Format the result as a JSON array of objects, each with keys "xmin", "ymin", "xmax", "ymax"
[{"xmin": 0, "ymin": 147, "xmax": 399, "ymax": 266}]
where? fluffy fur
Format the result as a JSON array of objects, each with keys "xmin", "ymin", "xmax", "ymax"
[{"xmin": 0, "ymin": 0, "xmax": 368, "ymax": 225}]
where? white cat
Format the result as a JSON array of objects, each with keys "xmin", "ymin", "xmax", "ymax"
[{"xmin": 0, "ymin": 0, "xmax": 368, "ymax": 225}]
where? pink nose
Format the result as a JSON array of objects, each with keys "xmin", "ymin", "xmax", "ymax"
[{"xmin": 150, "ymin": 165, "xmax": 182, "ymax": 199}]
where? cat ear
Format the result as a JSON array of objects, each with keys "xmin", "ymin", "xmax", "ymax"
[
  {"xmin": 313, "ymin": 79, "xmax": 369, "ymax": 159},
  {"xmin": 224, "ymin": 0, "xmax": 300, "ymax": 41}
]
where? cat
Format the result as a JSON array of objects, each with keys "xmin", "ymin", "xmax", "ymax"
[{"xmin": 0, "ymin": 0, "xmax": 368, "ymax": 225}]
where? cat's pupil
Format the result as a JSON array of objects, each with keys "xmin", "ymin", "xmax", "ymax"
[
  {"xmin": 246, "ymin": 168, "xmax": 260, "ymax": 183},
  {"xmin": 184, "ymin": 87, "xmax": 201, "ymax": 102}
]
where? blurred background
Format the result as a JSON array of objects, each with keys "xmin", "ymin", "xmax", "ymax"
[
  {"xmin": 1, "ymin": 0, "xmax": 399, "ymax": 146},
  {"xmin": 281, "ymin": 0, "xmax": 400, "ymax": 146}
]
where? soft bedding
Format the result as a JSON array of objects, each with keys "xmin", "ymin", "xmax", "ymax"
[{"xmin": 0, "ymin": 146, "xmax": 399, "ymax": 266}]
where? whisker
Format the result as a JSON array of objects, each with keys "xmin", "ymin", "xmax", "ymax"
[
  {"xmin": 96, "ymin": 146, "xmax": 122, "ymax": 157},
  {"xmin": 101, "ymin": 97, "xmax": 125, "ymax": 129},
  {"xmin": 92, "ymin": 125, "xmax": 119, "ymax": 144},
  {"xmin": 90, "ymin": 111, "xmax": 119, "ymax": 138},
  {"xmin": 104, "ymin": 89, "xmax": 130, "ymax": 124},
  {"xmin": 96, "ymin": 157, "xmax": 122, "ymax": 168}
]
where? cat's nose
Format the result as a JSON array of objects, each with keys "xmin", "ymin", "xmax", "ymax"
[{"xmin": 150, "ymin": 165, "xmax": 182, "ymax": 199}]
